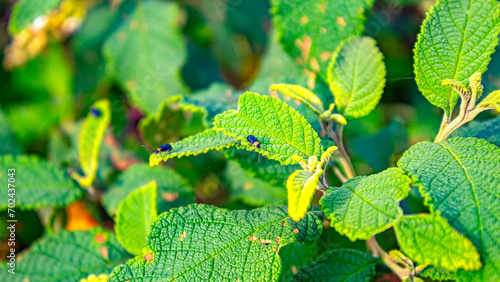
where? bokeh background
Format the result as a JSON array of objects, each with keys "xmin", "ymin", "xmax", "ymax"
[{"xmin": 0, "ymin": 0, "xmax": 499, "ymax": 279}]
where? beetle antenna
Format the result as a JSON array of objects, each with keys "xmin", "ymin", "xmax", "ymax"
[{"xmin": 141, "ymin": 145, "xmax": 155, "ymax": 152}]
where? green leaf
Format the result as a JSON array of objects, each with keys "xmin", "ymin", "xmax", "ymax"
[
  {"xmin": 320, "ymin": 168, "xmax": 412, "ymax": 241},
  {"xmin": 271, "ymin": 84, "xmax": 325, "ymax": 115},
  {"xmin": 395, "ymin": 214, "xmax": 481, "ymax": 272},
  {"xmin": 419, "ymin": 266, "xmax": 457, "ymax": 281},
  {"xmin": 7, "ymin": 0, "xmax": 63, "ymax": 34},
  {"xmin": 271, "ymin": 0, "xmax": 374, "ymax": 78},
  {"xmin": 73, "ymin": 99, "xmax": 111, "ymax": 187},
  {"xmin": 226, "ymin": 161, "xmax": 287, "ymax": 206},
  {"xmin": 109, "ymin": 204, "xmax": 324, "ymax": 282},
  {"xmin": 398, "ymin": 137, "xmax": 500, "ymax": 280},
  {"xmin": 291, "ymin": 249, "xmax": 378, "ymax": 282},
  {"xmin": 102, "ymin": 163, "xmax": 194, "ymax": 216},
  {"xmin": 327, "ymin": 36, "xmax": 386, "ymax": 120},
  {"xmin": 287, "ymin": 169, "xmax": 324, "ymax": 222},
  {"xmin": 0, "ymin": 228, "xmax": 130, "ymax": 281},
  {"xmin": 0, "ymin": 155, "xmax": 82, "ymax": 210},
  {"xmin": 414, "ymin": 0, "xmax": 500, "ymax": 114},
  {"xmin": 478, "ymin": 90, "xmax": 500, "ymax": 111},
  {"xmin": 103, "ymin": 0, "xmax": 187, "ymax": 114},
  {"xmin": 213, "ymin": 92, "xmax": 323, "ymax": 165},
  {"xmin": 0, "ymin": 110, "xmax": 22, "ymax": 155},
  {"xmin": 116, "ymin": 181, "xmax": 158, "ymax": 256},
  {"xmin": 139, "ymin": 96, "xmax": 208, "ymax": 147},
  {"xmin": 149, "ymin": 129, "xmax": 239, "ymax": 167},
  {"xmin": 451, "ymin": 116, "xmax": 500, "ymax": 147},
  {"xmin": 279, "ymin": 242, "xmax": 318, "ymax": 282},
  {"xmin": 224, "ymin": 147, "xmax": 300, "ymax": 186},
  {"xmin": 350, "ymin": 119, "xmax": 407, "ymax": 172}
]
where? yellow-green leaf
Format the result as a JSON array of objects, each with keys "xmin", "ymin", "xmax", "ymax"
[
  {"xmin": 477, "ymin": 90, "xmax": 500, "ymax": 111},
  {"xmin": 149, "ymin": 129, "xmax": 238, "ymax": 167},
  {"xmin": 213, "ymin": 92, "xmax": 323, "ymax": 165},
  {"xmin": 328, "ymin": 36, "xmax": 386, "ymax": 120},
  {"xmin": 271, "ymin": 84, "xmax": 324, "ymax": 115},
  {"xmin": 395, "ymin": 214, "xmax": 481, "ymax": 272},
  {"xmin": 414, "ymin": 0, "xmax": 500, "ymax": 114},
  {"xmin": 287, "ymin": 169, "xmax": 324, "ymax": 222},
  {"xmin": 115, "ymin": 181, "xmax": 158, "ymax": 256},
  {"xmin": 74, "ymin": 99, "xmax": 111, "ymax": 187}
]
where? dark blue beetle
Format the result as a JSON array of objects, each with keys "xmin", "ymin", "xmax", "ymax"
[
  {"xmin": 247, "ymin": 135, "xmax": 261, "ymax": 148},
  {"xmin": 155, "ymin": 144, "xmax": 172, "ymax": 154},
  {"xmin": 90, "ymin": 106, "xmax": 101, "ymax": 118},
  {"xmin": 142, "ymin": 144, "xmax": 172, "ymax": 154}
]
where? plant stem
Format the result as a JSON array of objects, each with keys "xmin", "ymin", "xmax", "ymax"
[{"xmin": 366, "ymin": 237, "xmax": 411, "ymax": 280}]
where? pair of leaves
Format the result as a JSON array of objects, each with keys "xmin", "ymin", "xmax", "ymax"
[
  {"xmin": 103, "ymin": 0, "xmax": 187, "ymax": 114},
  {"xmin": 109, "ymin": 205, "xmax": 324, "ymax": 281},
  {"xmin": 213, "ymin": 92, "xmax": 323, "ymax": 165},
  {"xmin": 73, "ymin": 99, "xmax": 110, "ymax": 187},
  {"xmin": 0, "ymin": 155, "xmax": 82, "ymax": 210},
  {"xmin": 0, "ymin": 228, "xmax": 130, "ymax": 281},
  {"xmin": 398, "ymin": 137, "xmax": 500, "ymax": 279},
  {"xmin": 270, "ymin": 36, "xmax": 387, "ymax": 122},
  {"xmin": 414, "ymin": 0, "xmax": 500, "ymax": 114},
  {"xmin": 271, "ymin": 0, "xmax": 374, "ymax": 79},
  {"xmin": 115, "ymin": 181, "xmax": 158, "ymax": 256}
]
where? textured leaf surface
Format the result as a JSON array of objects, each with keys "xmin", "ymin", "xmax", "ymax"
[
  {"xmin": 8, "ymin": 0, "xmax": 63, "ymax": 34},
  {"xmin": 213, "ymin": 92, "xmax": 322, "ymax": 165},
  {"xmin": 395, "ymin": 214, "xmax": 481, "ymax": 272},
  {"xmin": 139, "ymin": 96, "xmax": 208, "ymax": 148},
  {"xmin": 291, "ymin": 249, "xmax": 378, "ymax": 282},
  {"xmin": 0, "ymin": 110, "xmax": 22, "ymax": 155},
  {"xmin": 102, "ymin": 163, "xmax": 194, "ymax": 216},
  {"xmin": 398, "ymin": 137, "xmax": 500, "ymax": 280},
  {"xmin": 103, "ymin": 0, "xmax": 186, "ymax": 114},
  {"xmin": 478, "ymin": 90, "xmax": 500, "ymax": 111},
  {"xmin": 0, "ymin": 155, "xmax": 82, "ymax": 210},
  {"xmin": 271, "ymin": 0, "xmax": 374, "ymax": 78},
  {"xmin": 109, "ymin": 204, "xmax": 324, "ymax": 282},
  {"xmin": 225, "ymin": 147, "xmax": 300, "ymax": 186},
  {"xmin": 76, "ymin": 99, "xmax": 111, "ymax": 187},
  {"xmin": 279, "ymin": 242, "xmax": 317, "ymax": 282},
  {"xmin": 451, "ymin": 116, "xmax": 500, "ymax": 146},
  {"xmin": 287, "ymin": 169, "xmax": 323, "ymax": 222},
  {"xmin": 226, "ymin": 161, "xmax": 287, "ymax": 207},
  {"xmin": 320, "ymin": 168, "xmax": 411, "ymax": 241},
  {"xmin": 328, "ymin": 36, "xmax": 386, "ymax": 120},
  {"xmin": 419, "ymin": 266, "xmax": 457, "ymax": 281},
  {"xmin": 0, "ymin": 228, "xmax": 130, "ymax": 281},
  {"xmin": 116, "ymin": 181, "xmax": 158, "ymax": 256},
  {"xmin": 149, "ymin": 129, "xmax": 238, "ymax": 167},
  {"xmin": 414, "ymin": 0, "xmax": 500, "ymax": 114},
  {"xmin": 271, "ymin": 84, "xmax": 324, "ymax": 115}
]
